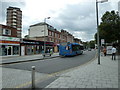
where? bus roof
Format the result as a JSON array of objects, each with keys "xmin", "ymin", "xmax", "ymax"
[{"xmin": 60, "ymin": 42, "xmax": 83, "ymax": 46}]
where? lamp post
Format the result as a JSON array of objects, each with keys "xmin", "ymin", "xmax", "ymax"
[
  {"xmin": 44, "ymin": 17, "xmax": 50, "ymax": 56},
  {"xmin": 96, "ymin": 0, "xmax": 108, "ymax": 64}
]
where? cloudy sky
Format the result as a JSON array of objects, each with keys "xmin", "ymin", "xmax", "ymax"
[{"xmin": 0, "ymin": 0, "xmax": 119, "ymax": 41}]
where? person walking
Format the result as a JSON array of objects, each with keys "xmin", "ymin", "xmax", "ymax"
[
  {"xmin": 103, "ymin": 47, "xmax": 107, "ymax": 56},
  {"xmin": 112, "ymin": 46, "xmax": 117, "ymax": 60}
]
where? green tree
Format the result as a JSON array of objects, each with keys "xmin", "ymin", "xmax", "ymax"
[
  {"xmin": 94, "ymin": 10, "xmax": 120, "ymax": 44},
  {"xmin": 89, "ymin": 40, "xmax": 95, "ymax": 49}
]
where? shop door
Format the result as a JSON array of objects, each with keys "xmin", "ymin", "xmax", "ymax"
[
  {"xmin": 7, "ymin": 46, "xmax": 12, "ymax": 55},
  {"xmin": 21, "ymin": 46, "xmax": 25, "ymax": 56}
]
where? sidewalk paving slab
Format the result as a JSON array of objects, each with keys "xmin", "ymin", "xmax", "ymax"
[{"xmin": 45, "ymin": 56, "xmax": 119, "ymax": 88}]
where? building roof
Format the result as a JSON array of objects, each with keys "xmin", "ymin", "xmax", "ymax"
[
  {"xmin": 7, "ymin": 6, "xmax": 21, "ymax": 10},
  {"xmin": 0, "ymin": 24, "xmax": 17, "ymax": 30},
  {"xmin": 30, "ymin": 22, "xmax": 48, "ymax": 27}
]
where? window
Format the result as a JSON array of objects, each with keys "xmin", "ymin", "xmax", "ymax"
[
  {"xmin": 55, "ymin": 33, "xmax": 57, "ymax": 37},
  {"xmin": 52, "ymin": 32, "xmax": 54, "ymax": 36},
  {"xmin": 3, "ymin": 29, "xmax": 11, "ymax": 35},
  {"xmin": 13, "ymin": 16, "xmax": 17, "ymax": 18},
  {"xmin": 13, "ymin": 12, "xmax": 17, "ymax": 15},
  {"xmin": 13, "ymin": 46, "xmax": 19, "ymax": 55},
  {"xmin": 12, "ymin": 23, "xmax": 17, "ymax": 25},
  {"xmin": 66, "ymin": 46, "xmax": 70, "ymax": 50},
  {"xmin": 17, "ymin": 31, "xmax": 21, "ymax": 34},
  {"xmin": 17, "ymin": 28, "xmax": 21, "ymax": 30},
  {"xmin": 13, "ymin": 9, "xmax": 17, "ymax": 12},
  {"xmin": 13, "ymin": 19, "xmax": 17, "ymax": 22},
  {"xmin": 13, "ymin": 26, "xmax": 17, "ymax": 28},
  {"xmin": 49, "ymin": 31, "xmax": 52, "ymax": 36}
]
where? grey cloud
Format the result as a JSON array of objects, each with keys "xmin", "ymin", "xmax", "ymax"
[
  {"xmin": 49, "ymin": 1, "xmax": 117, "ymax": 41},
  {"xmin": 50, "ymin": 2, "xmax": 97, "ymax": 37}
]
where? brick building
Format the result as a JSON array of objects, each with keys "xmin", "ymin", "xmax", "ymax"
[
  {"xmin": 29, "ymin": 22, "xmax": 61, "ymax": 52},
  {"xmin": 7, "ymin": 7, "xmax": 22, "ymax": 38},
  {"xmin": 0, "ymin": 6, "xmax": 22, "ymax": 56},
  {"xmin": 0, "ymin": 24, "xmax": 20, "ymax": 56}
]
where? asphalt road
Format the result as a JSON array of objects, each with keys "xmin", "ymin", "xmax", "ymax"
[{"xmin": 3, "ymin": 50, "xmax": 96, "ymax": 74}]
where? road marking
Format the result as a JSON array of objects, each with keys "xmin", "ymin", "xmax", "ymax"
[
  {"xmin": 15, "ymin": 74, "xmax": 52, "ymax": 88},
  {"xmin": 14, "ymin": 52, "xmax": 97, "ymax": 88}
]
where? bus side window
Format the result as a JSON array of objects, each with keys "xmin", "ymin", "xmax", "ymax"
[{"xmin": 66, "ymin": 46, "xmax": 70, "ymax": 50}]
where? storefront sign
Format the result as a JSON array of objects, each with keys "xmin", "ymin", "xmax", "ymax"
[
  {"xmin": 0, "ymin": 41, "xmax": 20, "ymax": 44},
  {"xmin": 0, "ymin": 36, "xmax": 20, "ymax": 41}
]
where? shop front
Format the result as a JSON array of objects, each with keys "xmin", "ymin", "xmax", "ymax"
[
  {"xmin": 45, "ymin": 42, "xmax": 54, "ymax": 53},
  {"xmin": 20, "ymin": 39, "xmax": 43, "ymax": 55},
  {"xmin": 20, "ymin": 39, "xmax": 54, "ymax": 56},
  {"xmin": 53, "ymin": 43, "xmax": 59, "ymax": 53},
  {"xmin": 0, "ymin": 36, "xmax": 20, "ymax": 56}
]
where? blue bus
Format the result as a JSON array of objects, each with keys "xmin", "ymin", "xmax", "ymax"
[{"xmin": 59, "ymin": 42, "xmax": 84, "ymax": 56}]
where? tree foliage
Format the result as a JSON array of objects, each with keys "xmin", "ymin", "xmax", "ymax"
[
  {"xmin": 83, "ymin": 40, "xmax": 95, "ymax": 49},
  {"xmin": 94, "ymin": 10, "xmax": 120, "ymax": 44}
]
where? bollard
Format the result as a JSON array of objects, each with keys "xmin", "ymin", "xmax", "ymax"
[{"xmin": 32, "ymin": 66, "xmax": 35, "ymax": 89}]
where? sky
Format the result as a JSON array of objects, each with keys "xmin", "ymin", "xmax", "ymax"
[{"xmin": 0, "ymin": 0, "xmax": 119, "ymax": 42}]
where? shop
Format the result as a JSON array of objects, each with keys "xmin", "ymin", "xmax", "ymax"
[
  {"xmin": 0, "ymin": 36, "xmax": 20, "ymax": 56},
  {"xmin": 53, "ymin": 43, "xmax": 59, "ymax": 53},
  {"xmin": 20, "ymin": 39, "xmax": 54, "ymax": 56}
]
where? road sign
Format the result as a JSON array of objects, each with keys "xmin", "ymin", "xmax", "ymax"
[{"xmin": 101, "ymin": 39, "xmax": 105, "ymax": 45}]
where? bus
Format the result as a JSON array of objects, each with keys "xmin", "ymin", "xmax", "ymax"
[{"xmin": 59, "ymin": 42, "xmax": 84, "ymax": 56}]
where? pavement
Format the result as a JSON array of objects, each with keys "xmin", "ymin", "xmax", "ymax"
[
  {"xmin": 45, "ymin": 55, "xmax": 119, "ymax": 88},
  {"xmin": 1, "ymin": 53, "xmax": 119, "ymax": 89},
  {"xmin": 0, "ymin": 53, "xmax": 59, "ymax": 65},
  {"xmin": 1, "ymin": 53, "xmax": 60, "ymax": 89}
]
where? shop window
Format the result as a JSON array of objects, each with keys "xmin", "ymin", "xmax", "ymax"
[
  {"xmin": 13, "ymin": 46, "xmax": 19, "ymax": 55},
  {"xmin": 1, "ymin": 45, "xmax": 7, "ymax": 56}
]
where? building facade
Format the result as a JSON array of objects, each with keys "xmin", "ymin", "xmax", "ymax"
[
  {"xmin": 29, "ymin": 23, "xmax": 74, "ymax": 44},
  {"xmin": 28, "ymin": 22, "xmax": 82, "ymax": 52},
  {"xmin": 20, "ymin": 39, "xmax": 54, "ymax": 56},
  {"xmin": 61, "ymin": 29, "xmax": 74, "ymax": 43},
  {"xmin": 29, "ymin": 23, "xmax": 61, "ymax": 52},
  {"xmin": 74, "ymin": 38, "xmax": 82, "ymax": 44},
  {"xmin": 0, "ymin": 24, "xmax": 20, "ymax": 56},
  {"xmin": 7, "ymin": 7, "xmax": 22, "ymax": 38}
]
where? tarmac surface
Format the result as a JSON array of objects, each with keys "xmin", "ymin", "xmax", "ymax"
[{"xmin": 0, "ymin": 53, "xmax": 119, "ymax": 89}]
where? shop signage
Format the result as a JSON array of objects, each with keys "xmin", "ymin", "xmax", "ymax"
[
  {"xmin": 0, "ymin": 36, "xmax": 20, "ymax": 41},
  {"xmin": 21, "ymin": 41, "xmax": 42, "ymax": 45}
]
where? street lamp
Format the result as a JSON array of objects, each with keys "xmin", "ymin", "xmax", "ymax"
[
  {"xmin": 96, "ymin": 0, "xmax": 108, "ymax": 64},
  {"xmin": 43, "ymin": 17, "xmax": 50, "ymax": 57}
]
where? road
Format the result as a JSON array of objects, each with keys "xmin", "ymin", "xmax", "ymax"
[
  {"xmin": 2, "ymin": 50, "xmax": 96, "ymax": 88},
  {"xmin": 3, "ymin": 50, "xmax": 96, "ymax": 74}
]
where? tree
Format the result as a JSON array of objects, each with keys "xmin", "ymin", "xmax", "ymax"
[
  {"xmin": 89, "ymin": 40, "xmax": 95, "ymax": 49},
  {"xmin": 83, "ymin": 40, "xmax": 95, "ymax": 49},
  {"xmin": 94, "ymin": 10, "xmax": 120, "ymax": 44}
]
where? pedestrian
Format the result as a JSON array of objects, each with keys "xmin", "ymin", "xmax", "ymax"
[
  {"xmin": 50, "ymin": 49, "xmax": 53, "ymax": 54},
  {"xmin": 112, "ymin": 46, "xmax": 117, "ymax": 60},
  {"xmin": 103, "ymin": 47, "xmax": 107, "ymax": 56}
]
